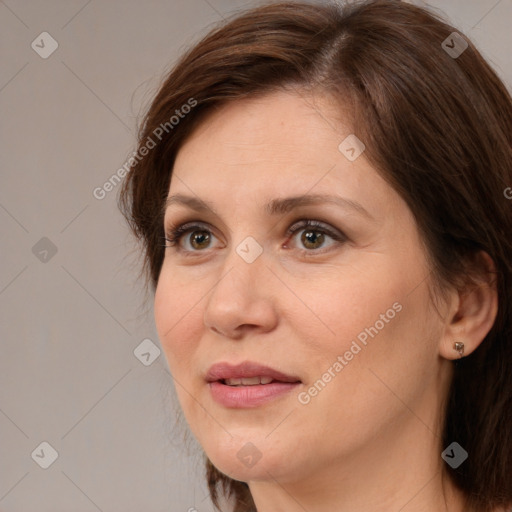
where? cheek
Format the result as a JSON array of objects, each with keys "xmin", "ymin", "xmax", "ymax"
[
  {"xmin": 294, "ymin": 260, "xmax": 438, "ymax": 420},
  {"xmin": 292, "ymin": 250, "xmax": 436, "ymax": 408},
  {"xmin": 154, "ymin": 269, "xmax": 205, "ymax": 373},
  {"xmin": 290, "ymin": 259, "xmax": 408, "ymax": 359}
]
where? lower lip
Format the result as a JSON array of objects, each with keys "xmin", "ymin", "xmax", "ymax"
[{"xmin": 209, "ymin": 381, "xmax": 301, "ymax": 408}]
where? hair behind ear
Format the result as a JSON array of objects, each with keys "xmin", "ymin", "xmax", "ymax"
[{"xmin": 206, "ymin": 458, "xmax": 256, "ymax": 512}]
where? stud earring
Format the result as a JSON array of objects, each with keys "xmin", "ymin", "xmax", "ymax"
[{"xmin": 453, "ymin": 341, "xmax": 465, "ymax": 358}]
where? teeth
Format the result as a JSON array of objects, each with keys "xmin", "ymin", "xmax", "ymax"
[
  {"xmin": 225, "ymin": 378, "xmax": 243, "ymax": 386},
  {"xmin": 224, "ymin": 376, "xmax": 274, "ymax": 386}
]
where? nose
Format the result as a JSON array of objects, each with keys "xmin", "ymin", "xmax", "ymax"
[{"xmin": 203, "ymin": 247, "xmax": 279, "ymax": 339}]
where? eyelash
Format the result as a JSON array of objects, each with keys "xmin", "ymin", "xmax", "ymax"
[{"xmin": 163, "ymin": 219, "xmax": 347, "ymax": 257}]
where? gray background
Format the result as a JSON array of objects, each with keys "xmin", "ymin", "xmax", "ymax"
[{"xmin": 1, "ymin": 0, "xmax": 511, "ymax": 511}]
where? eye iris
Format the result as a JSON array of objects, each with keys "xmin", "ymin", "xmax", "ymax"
[
  {"xmin": 301, "ymin": 229, "xmax": 324, "ymax": 249},
  {"xmin": 190, "ymin": 231, "xmax": 210, "ymax": 249}
]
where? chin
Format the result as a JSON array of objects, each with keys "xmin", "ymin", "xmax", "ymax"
[{"xmin": 197, "ymin": 428, "xmax": 286, "ymax": 482}]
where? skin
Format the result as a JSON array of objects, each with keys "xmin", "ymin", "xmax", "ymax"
[{"xmin": 154, "ymin": 89, "xmax": 498, "ymax": 512}]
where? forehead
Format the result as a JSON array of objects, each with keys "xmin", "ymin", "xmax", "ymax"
[
  {"xmin": 175, "ymin": 90, "xmax": 344, "ymax": 167},
  {"xmin": 169, "ymin": 90, "xmax": 402, "ymax": 219}
]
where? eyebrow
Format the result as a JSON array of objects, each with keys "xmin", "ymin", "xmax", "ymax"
[{"xmin": 163, "ymin": 193, "xmax": 373, "ymax": 220}]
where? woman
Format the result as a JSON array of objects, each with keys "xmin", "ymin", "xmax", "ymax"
[{"xmin": 119, "ymin": 1, "xmax": 512, "ymax": 510}]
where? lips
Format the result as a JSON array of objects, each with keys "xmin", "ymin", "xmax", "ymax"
[
  {"xmin": 206, "ymin": 361, "xmax": 301, "ymax": 384},
  {"xmin": 206, "ymin": 361, "xmax": 301, "ymax": 408}
]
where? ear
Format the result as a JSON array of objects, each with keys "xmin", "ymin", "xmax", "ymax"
[{"xmin": 439, "ymin": 251, "xmax": 498, "ymax": 360}]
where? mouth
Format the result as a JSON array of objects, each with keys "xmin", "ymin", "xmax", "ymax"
[
  {"xmin": 206, "ymin": 361, "xmax": 302, "ymax": 408},
  {"xmin": 221, "ymin": 376, "xmax": 276, "ymax": 386}
]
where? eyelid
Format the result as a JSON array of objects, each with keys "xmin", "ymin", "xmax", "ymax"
[
  {"xmin": 165, "ymin": 217, "xmax": 345, "ymax": 238},
  {"xmin": 165, "ymin": 219, "xmax": 216, "ymax": 236},
  {"xmin": 164, "ymin": 209, "xmax": 231, "ymax": 237},
  {"xmin": 166, "ymin": 219, "xmax": 211, "ymax": 233},
  {"xmin": 285, "ymin": 218, "xmax": 346, "ymax": 241}
]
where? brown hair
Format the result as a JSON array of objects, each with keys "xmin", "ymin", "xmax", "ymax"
[{"xmin": 119, "ymin": 1, "xmax": 512, "ymax": 510}]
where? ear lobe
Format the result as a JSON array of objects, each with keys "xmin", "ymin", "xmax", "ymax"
[{"xmin": 439, "ymin": 251, "xmax": 498, "ymax": 360}]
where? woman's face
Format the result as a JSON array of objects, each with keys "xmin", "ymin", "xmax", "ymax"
[{"xmin": 154, "ymin": 90, "xmax": 452, "ymax": 487}]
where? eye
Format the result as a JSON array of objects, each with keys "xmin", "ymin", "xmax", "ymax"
[
  {"xmin": 164, "ymin": 219, "xmax": 346, "ymax": 256},
  {"xmin": 284, "ymin": 219, "xmax": 346, "ymax": 253},
  {"xmin": 164, "ymin": 222, "xmax": 220, "ymax": 253}
]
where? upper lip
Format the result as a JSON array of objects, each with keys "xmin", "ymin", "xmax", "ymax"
[{"xmin": 205, "ymin": 361, "xmax": 301, "ymax": 383}]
